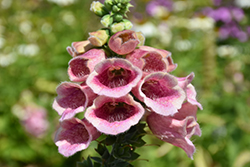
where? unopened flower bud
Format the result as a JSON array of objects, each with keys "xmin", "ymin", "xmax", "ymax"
[
  {"xmin": 122, "ymin": 19, "xmax": 133, "ymax": 29},
  {"xmin": 115, "ymin": 0, "xmax": 122, "ymax": 3},
  {"xmin": 90, "ymin": 1, "xmax": 108, "ymax": 17},
  {"xmin": 113, "ymin": 14, "xmax": 123, "ymax": 22},
  {"xmin": 67, "ymin": 40, "xmax": 94, "ymax": 57},
  {"xmin": 117, "ymin": 3, "xmax": 123, "ymax": 8},
  {"xmin": 101, "ymin": 14, "xmax": 113, "ymax": 27},
  {"xmin": 104, "ymin": 0, "xmax": 113, "ymax": 11},
  {"xmin": 111, "ymin": 22, "xmax": 125, "ymax": 34},
  {"xmin": 112, "ymin": 5, "xmax": 120, "ymax": 13},
  {"xmin": 88, "ymin": 30, "xmax": 109, "ymax": 47}
]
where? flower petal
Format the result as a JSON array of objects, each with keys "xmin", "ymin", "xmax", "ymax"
[
  {"xmin": 132, "ymin": 72, "xmax": 186, "ymax": 116},
  {"xmin": 86, "ymin": 58, "xmax": 142, "ymax": 98},
  {"xmin": 53, "ymin": 82, "xmax": 89, "ymax": 121},
  {"xmin": 85, "ymin": 94, "xmax": 144, "ymax": 135},
  {"xmin": 68, "ymin": 49, "xmax": 106, "ymax": 82},
  {"xmin": 147, "ymin": 103, "xmax": 201, "ymax": 159},
  {"xmin": 108, "ymin": 30, "xmax": 139, "ymax": 55},
  {"xmin": 177, "ymin": 73, "xmax": 203, "ymax": 110},
  {"xmin": 139, "ymin": 46, "xmax": 177, "ymax": 72},
  {"xmin": 54, "ymin": 118, "xmax": 101, "ymax": 157}
]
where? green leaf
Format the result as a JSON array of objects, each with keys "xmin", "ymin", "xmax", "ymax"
[
  {"xmin": 77, "ymin": 156, "xmax": 93, "ymax": 167},
  {"xmin": 130, "ymin": 152, "xmax": 140, "ymax": 160},
  {"xmin": 91, "ymin": 156, "xmax": 103, "ymax": 164}
]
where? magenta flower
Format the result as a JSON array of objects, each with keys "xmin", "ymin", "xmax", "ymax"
[
  {"xmin": 126, "ymin": 46, "xmax": 177, "ymax": 76},
  {"xmin": 132, "ymin": 72, "xmax": 186, "ymax": 116},
  {"xmin": 108, "ymin": 30, "xmax": 140, "ymax": 55},
  {"xmin": 68, "ymin": 49, "xmax": 106, "ymax": 82},
  {"xmin": 53, "ymin": 82, "xmax": 96, "ymax": 121},
  {"xmin": 86, "ymin": 58, "xmax": 142, "ymax": 98},
  {"xmin": 66, "ymin": 40, "xmax": 93, "ymax": 57},
  {"xmin": 176, "ymin": 73, "xmax": 203, "ymax": 109},
  {"xmin": 84, "ymin": 94, "xmax": 144, "ymax": 135},
  {"xmin": 54, "ymin": 118, "xmax": 101, "ymax": 157},
  {"xmin": 147, "ymin": 102, "xmax": 201, "ymax": 159}
]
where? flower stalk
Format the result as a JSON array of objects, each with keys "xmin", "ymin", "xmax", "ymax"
[{"xmin": 53, "ymin": 0, "xmax": 202, "ymax": 166}]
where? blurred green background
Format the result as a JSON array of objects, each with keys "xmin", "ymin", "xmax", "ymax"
[{"xmin": 0, "ymin": 0, "xmax": 249, "ymax": 167}]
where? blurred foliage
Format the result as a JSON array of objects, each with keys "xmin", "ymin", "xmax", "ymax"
[{"xmin": 0, "ymin": 0, "xmax": 250, "ymax": 167}]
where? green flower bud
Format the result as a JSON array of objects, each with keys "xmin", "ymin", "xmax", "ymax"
[
  {"xmin": 111, "ymin": 22, "xmax": 125, "ymax": 34},
  {"xmin": 90, "ymin": 1, "xmax": 108, "ymax": 17},
  {"xmin": 101, "ymin": 14, "xmax": 113, "ymax": 27},
  {"xmin": 117, "ymin": 3, "xmax": 123, "ymax": 8},
  {"xmin": 113, "ymin": 14, "xmax": 123, "ymax": 22},
  {"xmin": 115, "ymin": 0, "xmax": 122, "ymax": 3},
  {"xmin": 104, "ymin": 0, "xmax": 113, "ymax": 11},
  {"xmin": 112, "ymin": 5, "xmax": 120, "ymax": 13},
  {"xmin": 122, "ymin": 19, "xmax": 133, "ymax": 29}
]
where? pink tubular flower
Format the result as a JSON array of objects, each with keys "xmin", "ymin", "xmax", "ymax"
[
  {"xmin": 21, "ymin": 105, "xmax": 49, "ymax": 138},
  {"xmin": 132, "ymin": 72, "xmax": 186, "ymax": 116},
  {"xmin": 147, "ymin": 102, "xmax": 201, "ymax": 159},
  {"xmin": 84, "ymin": 94, "xmax": 145, "ymax": 135},
  {"xmin": 66, "ymin": 40, "xmax": 94, "ymax": 57},
  {"xmin": 176, "ymin": 73, "xmax": 203, "ymax": 110},
  {"xmin": 54, "ymin": 118, "xmax": 101, "ymax": 157},
  {"xmin": 86, "ymin": 58, "xmax": 142, "ymax": 98},
  {"xmin": 108, "ymin": 30, "xmax": 140, "ymax": 55},
  {"xmin": 53, "ymin": 82, "xmax": 96, "ymax": 121},
  {"xmin": 138, "ymin": 46, "xmax": 177, "ymax": 72},
  {"xmin": 68, "ymin": 49, "xmax": 106, "ymax": 82},
  {"xmin": 126, "ymin": 46, "xmax": 177, "ymax": 76}
]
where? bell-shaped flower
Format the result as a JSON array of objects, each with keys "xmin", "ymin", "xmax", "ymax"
[
  {"xmin": 86, "ymin": 58, "xmax": 142, "ymax": 98},
  {"xmin": 108, "ymin": 30, "xmax": 140, "ymax": 55},
  {"xmin": 132, "ymin": 72, "xmax": 185, "ymax": 116},
  {"xmin": 88, "ymin": 30, "xmax": 109, "ymax": 47},
  {"xmin": 177, "ymin": 73, "xmax": 203, "ymax": 110},
  {"xmin": 66, "ymin": 40, "xmax": 93, "ymax": 57},
  {"xmin": 53, "ymin": 82, "xmax": 96, "ymax": 121},
  {"xmin": 138, "ymin": 46, "xmax": 177, "ymax": 72},
  {"xmin": 146, "ymin": 102, "xmax": 201, "ymax": 159},
  {"xmin": 68, "ymin": 49, "xmax": 106, "ymax": 82},
  {"xmin": 84, "ymin": 94, "xmax": 144, "ymax": 135},
  {"xmin": 54, "ymin": 118, "xmax": 101, "ymax": 157}
]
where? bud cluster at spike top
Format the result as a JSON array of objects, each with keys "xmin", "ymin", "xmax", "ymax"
[{"xmin": 53, "ymin": 0, "xmax": 203, "ymax": 160}]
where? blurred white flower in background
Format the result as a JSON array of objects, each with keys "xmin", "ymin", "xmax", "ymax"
[
  {"xmin": 19, "ymin": 20, "xmax": 32, "ymax": 35},
  {"xmin": 174, "ymin": 39, "xmax": 192, "ymax": 51},
  {"xmin": 47, "ymin": 0, "xmax": 77, "ymax": 6},
  {"xmin": 236, "ymin": 0, "xmax": 250, "ymax": 8},
  {"xmin": 0, "ymin": 53, "xmax": 17, "ymax": 67},
  {"xmin": 133, "ymin": 22, "xmax": 158, "ymax": 37},
  {"xmin": 1, "ymin": 0, "xmax": 12, "ymax": 9},
  {"xmin": 217, "ymin": 45, "xmax": 239, "ymax": 58},
  {"xmin": 17, "ymin": 44, "xmax": 40, "ymax": 57},
  {"xmin": 61, "ymin": 11, "xmax": 76, "ymax": 26}
]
